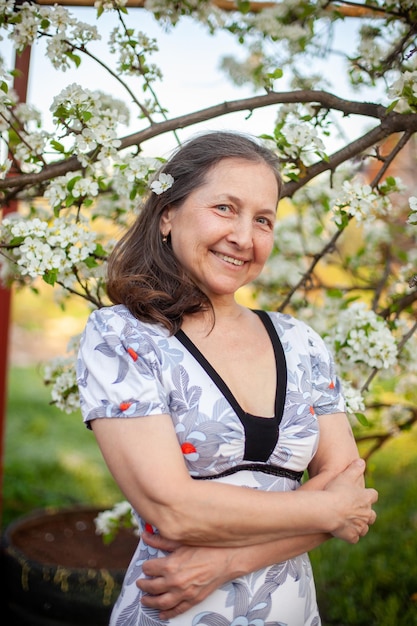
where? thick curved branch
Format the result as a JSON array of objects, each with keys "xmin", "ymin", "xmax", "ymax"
[
  {"xmin": 3, "ymin": 89, "xmax": 414, "ymax": 196},
  {"xmin": 34, "ymin": 0, "xmax": 397, "ymax": 19}
]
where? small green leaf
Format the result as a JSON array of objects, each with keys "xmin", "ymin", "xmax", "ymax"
[
  {"xmin": 50, "ymin": 140, "xmax": 66, "ymax": 153},
  {"xmin": 43, "ymin": 269, "xmax": 59, "ymax": 286},
  {"xmin": 355, "ymin": 413, "xmax": 370, "ymax": 427},
  {"xmin": 268, "ymin": 68, "xmax": 283, "ymax": 80},
  {"xmin": 67, "ymin": 176, "xmax": 82, "ymax": 193}
]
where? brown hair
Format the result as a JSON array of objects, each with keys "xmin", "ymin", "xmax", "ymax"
[{"xmin": 106, "ymin": 130, "xmax": 282, "ymax": 334}]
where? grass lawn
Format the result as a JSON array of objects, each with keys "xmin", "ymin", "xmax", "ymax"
[
  {"xmin": 2, "ymin": 365, "xmax": 417, "ymax": 625},
  {"xmin": 2, "ymin": 365, "xmax": 123, "ymax": 529}
]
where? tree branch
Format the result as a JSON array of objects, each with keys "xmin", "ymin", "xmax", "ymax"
[
  {"xmin": 34, "ymin": 0, "xmax": 396, "ymax": 19},
  {"xmin": 3, "ymin": 89, "xmax": 415, "ymax": 196}
]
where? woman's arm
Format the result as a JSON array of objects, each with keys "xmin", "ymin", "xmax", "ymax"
[
  {"xmin": 135, "ymin": 412, "xmax": 366, "ymax": 619},
  {"xmin": 91, "ymin": 412, "xmax": 377, "ymax": 547},
  {"xmin": 137, "ymin": 530, "xmax": 330, "ymax": 619},
  {"xmin": 305, "ymin": 412, "xmax": 362, "ymax": 488}
]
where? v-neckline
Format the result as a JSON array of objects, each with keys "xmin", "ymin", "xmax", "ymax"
[{"xmin": 175, "ymin": 309, "xmax": 287, "ymax": 427}]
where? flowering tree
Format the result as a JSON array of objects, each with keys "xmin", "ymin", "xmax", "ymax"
[{"xmin": 0, "ymin": 0, "xmax": 416, "ymax": 465}]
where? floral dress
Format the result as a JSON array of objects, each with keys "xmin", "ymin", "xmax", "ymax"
[{"xmin": 77, "ymin": 305, "xmax": 345, "ymax": 626}]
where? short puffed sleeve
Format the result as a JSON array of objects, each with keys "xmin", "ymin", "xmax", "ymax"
[
  {"xmin": 76, "ymin": 306, "xmax": 170, "ymax": 427},
  {"xmin": 301, "ymin": 320, "xmax": 346, "ymax": 416}
]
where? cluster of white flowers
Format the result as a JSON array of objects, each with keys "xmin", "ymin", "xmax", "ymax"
[
  {"xmin": 50, "ymin": 83, "xmax": 127, "ymax": 167},
  {"xmin": 388, "ymin": 70, "xmax": 417, "ymax": 113},
  {"xmin": 326, "ymin": 302, "xmax": 398, "ymax": 371},
  {"xmin": 1, "ymin": 214, "xmax": 98, "ymax": 282},
  {"xmin": 94, "ymin": 500, "xmax": 139, "ymax": 543},
  {"xmin": 271, "ymin": 106, "xmax": 328, "ymax": 169},
  {"xmin": 144, "ymin": 0, "xmax": 220, "ymax": 29},
  {"xmin": 43, "ymin": 356, "xmax": 80, "ymax": 414},
  {"xmin": 340, "ymin": 380, "xmax": 366, "ymax": 416},
  {"xmin": 109, "ymin": 27, "xmax": 160, "ymax": 78},
  {"xmin": 332, "ymin": 180, "xmax": 392, "ymax": 226},
  {"xmin": 6, "ymin": 2, "xmax": 101, "ymax": 57},
  {"xmin": 408, "ymin": 196, "xmax": 417, "ymax": 225},
  {"xmin": 94, "ymin": 0, "xmax": 128, "ymax": 11},
  {"xmin": 44, "ymin": 172, "xmax": 100, "ymax": 209}
]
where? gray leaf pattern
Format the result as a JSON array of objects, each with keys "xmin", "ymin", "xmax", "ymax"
[{"xmin": 77, "ymin": 305, "xmax": 345, "ymax": 625}]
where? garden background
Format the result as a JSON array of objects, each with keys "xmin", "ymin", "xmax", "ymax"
[{"xmin": 1, "ymin": 1, "xmax": 417, "ymax": 625}]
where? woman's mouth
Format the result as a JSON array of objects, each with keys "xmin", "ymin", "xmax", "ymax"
[{"xmin": 212, "ymin": 251, "xmax": 245, "ymax": 266}]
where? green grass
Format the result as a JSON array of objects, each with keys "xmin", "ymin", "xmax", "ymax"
[
  {"xmin": 2, "ymin": 366, "xmax": 417, "ymax": 625},
  {"xmin": 2, "ymin": 366, "xmax": 123, "ymax": 529},
  {"xmin": 311, "ymin": 430, "xmax": 417, "ymax": 626}
]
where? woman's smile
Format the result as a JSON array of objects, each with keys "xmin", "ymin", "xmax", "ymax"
[
  {"xmin": 211, "ymin": 251, "xmax": 246, "ymax": 266},
  {"xmin": 160, "ymin": 157, "xmax": 279, "ymax": 302}
]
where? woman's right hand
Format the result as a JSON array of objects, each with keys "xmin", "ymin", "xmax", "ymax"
[{"xmin": 323, "ymin": 458, "xmax": 378, "ymax": 543}]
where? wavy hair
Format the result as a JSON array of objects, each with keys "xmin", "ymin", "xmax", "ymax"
[{"xmin": 106, "ymin": 131, "xmax": 282, "ymax": 334}]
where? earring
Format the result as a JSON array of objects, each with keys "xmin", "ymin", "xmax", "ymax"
[{"xmin": 162, "ymin": 233, "xmax": 168, "ymax": 243}]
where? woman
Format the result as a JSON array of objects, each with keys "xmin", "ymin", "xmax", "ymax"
[{"xmin": 77, "ymin": 131, "xmax": 378, "ymax": 626}]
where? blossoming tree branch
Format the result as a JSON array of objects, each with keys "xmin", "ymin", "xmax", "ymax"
[{"xmin": 0, "ymin": 0, "xmax": 417, "ymax": 461}]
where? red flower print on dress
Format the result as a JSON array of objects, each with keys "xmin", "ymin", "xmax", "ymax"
[
  {"xmin": 120, "ymin": 401, "xmax": 132, "ymax": 411},
  {"xmin": 127, "ymin": 347, "xmax": 138, "ymax": 361},
  {"xmin": 181, "ymin": 441, "xmax": 197, "ymax": 455}
]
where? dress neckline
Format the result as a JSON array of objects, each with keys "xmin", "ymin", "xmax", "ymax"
[{"xmin": 175, "ymin": 309, "xmax": 287, "ymax": 427}]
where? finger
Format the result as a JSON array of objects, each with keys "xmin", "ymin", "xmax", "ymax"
[
  {"xmin": 137, "ymin": 576, "xmax": 170, "ymax": 595},
  {"xmin": 344, "ymin": 458, "xmax": 366, "ymax": 482},
  {"xmin": 140, "ymin": 557, "xmax": 171, "ymax": 579},
  {"xmin": 142, "ymin": 530, "xmax": 178, "ymax": 552},
  {"xmin": 141, "ymin": 590, "xmax": 181, "ymax": 612},
  {"xmin": 159, "ymin": 601, "xmax": 195, "ymax": 620}
]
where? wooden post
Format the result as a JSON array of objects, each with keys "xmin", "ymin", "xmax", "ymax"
[{"xmin": 0, "ymin": 45, "xmax": 31, "ymax": 521}]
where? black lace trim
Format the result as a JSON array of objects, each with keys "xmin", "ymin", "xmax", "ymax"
[{"xmin": 192, "ymin": 463, "xmax": 304, "ymax": 482}]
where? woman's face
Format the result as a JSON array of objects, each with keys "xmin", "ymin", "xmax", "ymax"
[{"xmin": 160, "ymin": 157, "xmax": 279, "ymax": 303}]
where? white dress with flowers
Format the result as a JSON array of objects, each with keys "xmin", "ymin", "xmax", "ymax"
[{"xmin": 77, "ymin": 304, "xmax": 345, "ymax": 626}]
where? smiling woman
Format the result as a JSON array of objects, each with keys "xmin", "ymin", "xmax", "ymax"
[
  {"xmin": 75, "ymin": 130, "xmax": 378, "ymax": 626},
  {"xmin": 159, "ymin": 158, "xmax": 278, "ymax": 302}
]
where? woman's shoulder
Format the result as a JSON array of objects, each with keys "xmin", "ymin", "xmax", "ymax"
[
  {"xmin": 86, "ymin": 304, "xmax": 169, "ymax": 338},
  {"xmin": 262, "ymin": 310, "xmax": 326, "ymax": 348}
]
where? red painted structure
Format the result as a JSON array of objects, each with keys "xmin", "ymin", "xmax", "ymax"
[{"xmin": 0, "ymin": 46, "xmax": 32, "ymax": 518}]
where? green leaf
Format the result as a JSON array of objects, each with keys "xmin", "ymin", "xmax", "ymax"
[
  {"xmin": 65, "ymin": 51, "xmax": 81, "ymax": 68},
  {"xmin": 237, "ymin": 0, "xmax": 251, "ymax": 14},
  {"xmin": 267, "ymin": 68, "xmax": 283, "ymax": 80},
  {"xmin": 43, "ymin": 269, "xmax": 59, "ymax": 286},
  {"xmin": 326, "ymin": 288, "xmax": 344, "ymax": 298},
  {"xmin": 94, "ymin": 243, "xmax": 106, "ymax": 257},
  {"xmin": 9, "ymin": 236, "xmax": 25, "ymax": 246},
  {"xmin": 67, "ymin": 176, "xmax": 82, "ymax": 193},
  {"xmin": 84, "ymin": 256, "xmax": 98, "ymax": 269},
  {"xmin": 355, "ymin": 413, "xmax": 370, "ymax": 427},
  {"xmin": 50, "ymin": 140, "xmax": 66, "ymax": 153}
]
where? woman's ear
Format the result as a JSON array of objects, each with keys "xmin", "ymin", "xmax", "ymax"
[{"xmin": 160, "ymin": 206, "xmax": 174, "ymax": 235}]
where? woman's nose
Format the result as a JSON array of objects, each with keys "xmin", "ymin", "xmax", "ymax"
[{"xmin": 227, "ymin": 217, "xmax": 253, "ymax": 248}]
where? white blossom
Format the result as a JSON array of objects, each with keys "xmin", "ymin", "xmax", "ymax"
[
  {"xmin": 326, "ymin": 302, "xmax": 398, "ymax": 371},
  {"xmin": 408, "ymin": 196, "xmax": 417, "ymax": 225},
  {"xmin": 332, "ymin": 180, "xmax": 391, "ymax": 225},
  {"xmin": 150, "ymin": 172, "xmax": 174, "ymax": 195},
  {"xmin": 0, "ymin": 158, "xmax": 12, "ymax": 179}
]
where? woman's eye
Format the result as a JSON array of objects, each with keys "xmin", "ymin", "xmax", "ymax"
[
  {"xmin": 256, "ymin": 216, "xmax": 271, "ymax": 227},
  {"xmin": 216, "ymin": 204, "xmax": 231, "ymax": 213}
]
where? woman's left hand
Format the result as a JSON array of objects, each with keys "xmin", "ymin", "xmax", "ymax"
[{"xmin": 137, "ymin": 530, "xmax": 235, "ymax": 619}]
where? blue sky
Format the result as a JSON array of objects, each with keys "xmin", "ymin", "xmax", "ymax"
[{"xmin": 2, "ymin": 5, "xmax": 382, "ymax": 157}]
